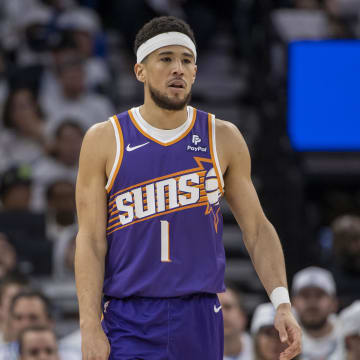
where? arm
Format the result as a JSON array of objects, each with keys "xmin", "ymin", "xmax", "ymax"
[
  {"xmin": 216, "ymin": 119, "xmax": 301, "ymax": 360},
  {"xmin": 75, "ymin": 121, "xmax": 113, "ymax": 359}
]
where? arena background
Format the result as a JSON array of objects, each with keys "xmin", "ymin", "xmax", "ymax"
[{"xmin": 0, "ymin": 0, "xmax": 359, "ymax": 357}]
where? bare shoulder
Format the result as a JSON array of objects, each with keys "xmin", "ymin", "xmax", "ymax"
[
  {"xmin": 84, "ymin": 120, "xmax": 113, "ymax": 144},
  {"xmin": 214, "ymin": 118, "xmax": 250, "ymax": 172},
  {"xmin": 81, "ymin": 120, "xmax": 114, "ymax": 163}
]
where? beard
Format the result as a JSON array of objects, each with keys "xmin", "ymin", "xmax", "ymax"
[
  {"xmin": 149, "ymin": 83, "xmax": 191, "ymax": 111},
  {"xmin": 300, "ymin": 315, "xmax": 328, "ymax": 331}
]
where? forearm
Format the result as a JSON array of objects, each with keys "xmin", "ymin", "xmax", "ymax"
[
  {"xmin": 75, "ymin": 231, "xmax": 107, "ymax": 329},
  {"xmin": 243, "ymin": 219, "xmax": 288, "ymax": 297}
]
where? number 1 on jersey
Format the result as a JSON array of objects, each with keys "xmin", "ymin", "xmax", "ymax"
[{"xmin": 160, "ymin": 220, "xmax": 171, "ymax": 262}]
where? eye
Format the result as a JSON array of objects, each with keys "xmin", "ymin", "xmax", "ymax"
[
  {"xmin": 161, "ymin": 57, "xmax": 171, "ymax": 62},
  {"xmin": 183, "ymin": 59, "xmax": 191, "ymax": 64}
]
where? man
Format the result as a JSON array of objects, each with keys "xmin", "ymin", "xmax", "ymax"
[
  {"xmin": 18, "ymin": 325, "xmax": 81, "ymax": 360},
  {"xmin": 0, "ymin": 289, "xmax": 53, "ymax": 359},
  {"xmin": 330, "ymin": 214, "xmax": 360, "ymax": 308},
  {"xmin": 75, "ymin": 16, "xmax": 301, "ymax": 360},
  {"xmin": 335, "ymin": 301, "xmax": 360, "ymax": 360},
  {"xmin": 251, "ymin": 303, "xmax": 291, "ymax": 360},
  {"xmin": 291, "ymin": 266, "xmax": 340, "ymax": 359},
  {"xmin": 0, "ymin": 272, "xmax": 29, "ymax": 343},
  {"xmin": 18, "ymin": 326, "xmax": 60, "ymax": 360},
  {"xmin": 218, "ymin": 286, "xmax": 252, "ymax": 359},
  {"xmin": 0, "ymin": 165, "xmax": 32, "ymax": 211}
]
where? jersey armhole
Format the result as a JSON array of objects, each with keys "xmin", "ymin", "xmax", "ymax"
[
  {"xmin": 105, "ymin": 115, "xmax": 124, "ymax": 193},
  {"xmin": 208, "ymin": 113, "xmax": 225, "ymax": 194}
]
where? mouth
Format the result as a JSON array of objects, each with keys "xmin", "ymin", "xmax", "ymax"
[{"xmin": 168, "ymin": 79, "xmax": 186, "ymax": 89}]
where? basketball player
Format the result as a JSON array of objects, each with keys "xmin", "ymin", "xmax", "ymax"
[{"xmin": 75, "ymin": 16, "xmax": 302, "ymax": 360}]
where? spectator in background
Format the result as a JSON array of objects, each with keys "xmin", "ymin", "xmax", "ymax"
[
  {"xmin": 0, "ymin": 273, "xmax": 29, "ymax": 344},
  {"xmin": 250, "ymin": 303, "xmax": 290, "ymax": 360},
  {"xmin": 0, "ymin": 290, "xmax": 54, "ymax": 359},
  {"xmin": 18, "ymin": 326, "xmax": 60, "ymax": 360},
  {"xmin": 0, "ymin": 234, "xmax": 19, "ymax": 279},
  {"xmin": 0, "ymin": 165, "xmax": 32, "ymax": 211},
  {"xmin": 46, "ymin": 180, "xmax": 76, "ymax": 241},
  {"xmin": 292, "ymin": 267, "xmax": 340, "ymax": 360},
  {"xmin": 40, "ymin": 49, "xmax": 114, "ymax": 133},
  {"xmin": 19, "ymin": 325, "xmax": 80, "ymax": 360},
  {"xmin": 58, "ymin": 8, "xmax": 111, "ymax": 94},
  {"xmin": 39, "ymin": 33, "xmax": 79, "ymax": 113},
  {"xmin": 0, "ymin": 88, "xmax": 46, "ymax": 172},
  {"xmin": 330, "ymin": 214, "xmax": 360, "ymax": 309},
  {"xmin": 332, "ymin": 301, "xmax": 360, "ymax": 360},
  {"xmin": 15, "ymin": 7, "xmax": 52, "ymax": 67},
  {"xmin": 32, "ymin": 120, "xmax": 83, "ymax": 210},
  {"xmin": 218, "ymin": 285, "xmax": 252, "ymax": 360}
]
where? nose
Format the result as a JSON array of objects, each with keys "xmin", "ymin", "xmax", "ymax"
[
  {"xmin": 171, "ymin": 59, "xmax": 184, "ymax": 76},
  {"xmin": 38, "ymin": 351, "xmax": 49, "ymax": 360}
]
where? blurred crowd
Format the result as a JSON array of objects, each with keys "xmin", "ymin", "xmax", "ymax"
[{"xmin": 0, "ymin": 0, "xmax": 359, "ymax": 359}]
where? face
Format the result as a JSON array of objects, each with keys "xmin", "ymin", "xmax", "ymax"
[
  {"xmin": 21, "ymin": 331, "xmax": 59, "ymax": 360},
  {"xmin": 0, "ymin": 234, "xmax": 17, "ymax": 277},
  {"xmin": 135, "ymin": 45, "xmax": 197, "ymax": 111},
  {"xmin": 10, "ymin": 89, "xmax": 39, "ymax": 133},
  {"xmin": 0, "ymin": 284, "xmax": 22, "ymax": 325},
  {"xmin": 55, "ymin": 125, "xmax": 83, "ymax": 166},
  {"xmin": 11, "ymin": 298, "xmax": 51, "ymax": 340},
  {"xmin": 218, "ymin": 289, "xmax": 246, "ymax": 338},
  {"xmin": 293, "ymin": 287, "xmax": 337, "ymax": 330},
  {"xmin": 48, "ymin": 182, "xmax": 76, "ymax": 226},
  {"xmin": 2, "ymin": 184, "xmax": 31, "ymax": 211},
  {"xmin": 256, "ymin": 326, "xmax": 287, "ymax": 360},
  {"xmin": 73, "ymin": 30, "xmax": 93, "ymax": 57},
  {"xmin": 342, "ymin": 235, "xmax": 360, "ymax": 272},
  {"xmin": 59, "ymin": 63, "xmax": 85, "ymax": 98},
  {"xmin": 346, "ymin": 334, "xmax": 360, "ymax": 358}
]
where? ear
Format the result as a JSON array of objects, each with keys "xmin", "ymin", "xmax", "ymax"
[
  {"xmin": 134, "ymin": 63, "xmax": 146, "ymax": 83},
  {"xmin": 191, "ymin": 64, "xmax": 197, "ymax": 84}
]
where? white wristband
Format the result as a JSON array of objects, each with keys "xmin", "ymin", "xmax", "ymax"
[{"xmin": 270, "ymin": 287, "xmax": 291, "ymax": 309}]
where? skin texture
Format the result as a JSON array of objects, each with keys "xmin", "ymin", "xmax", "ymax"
[
  {"xmin": 9, "ymin": 89, "xmax": 44, "ymax": 141},
  {"xmin": 20, "ymin": 330, "xmax": 60, "ymax": 360},
  {"xmin": 256, "ymin": 326, "xmax": 288, "ymax": 360},
  {"xmin": 10, "ymin": 297, "xmax": 52, "ymax": 342},
  {"xmin": 292, "ymin": 287, "xmax": 337, "ymax": 337},
  {"xmin": 75, "ymin": 44, "xmax": 301, "ymax": 359},
  {"xmin": 346, "ymin": 334, "xmax": 360, "ymax": 360}
]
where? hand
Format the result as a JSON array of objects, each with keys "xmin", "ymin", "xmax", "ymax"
[
  {"xmin": 274, "ymin": 303, "xmax": 302, "ymax": 360},
  {"xmin": 81, "ymin": 325, "xmax": 110, "ymax": 360}
]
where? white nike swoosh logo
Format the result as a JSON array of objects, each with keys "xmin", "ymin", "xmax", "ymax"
[
  {"xmin": 126, "ymin": 142, "xmax": 150, "ymax": 152},
  {"xmin": 214, "ymin": 305, "xmax": 222, "ymax": 313}
]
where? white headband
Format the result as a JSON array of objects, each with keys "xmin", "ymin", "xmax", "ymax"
[{"xmin": 136, "ymin": 31, "xmax": 197, "ymax": 64}]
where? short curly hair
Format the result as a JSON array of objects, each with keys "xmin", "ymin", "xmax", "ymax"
[{"xmin": 134, "ymin": 16, "xmax": 196, "ymax": 60}]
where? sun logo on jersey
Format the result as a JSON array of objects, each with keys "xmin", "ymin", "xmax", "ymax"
[{"xmin": 205, "ymin": 167, "xmax": 221, "ymax": 233}]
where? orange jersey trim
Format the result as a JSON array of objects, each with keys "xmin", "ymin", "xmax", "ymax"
[
  {"xmin": 128, "ymin": 108, "xmax": 197, "ymax": 147},
  {"xmin": 106, "ymin": 115, "xmax": 124, "ymax": 193},
  {"xmin": 208, "ymin": 114, "xmax": 224, "ymax": 195}
]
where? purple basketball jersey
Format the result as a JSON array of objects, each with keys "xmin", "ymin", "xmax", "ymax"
[{"xmin": 104, "ymin": 106, "xmax": 225, "ymax": 298}]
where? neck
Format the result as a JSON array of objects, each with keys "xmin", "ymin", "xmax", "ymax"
[
  {"xmin": 140, "ymin": 99, "xmax": 188, "ymax": 130},
  {"xmin": 305, "ymin": 321, "xmax": 333, "ymax": 338},
  {"xmin": 223, "ymin": 333, "xmax": 243, "ymax": 357}
]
